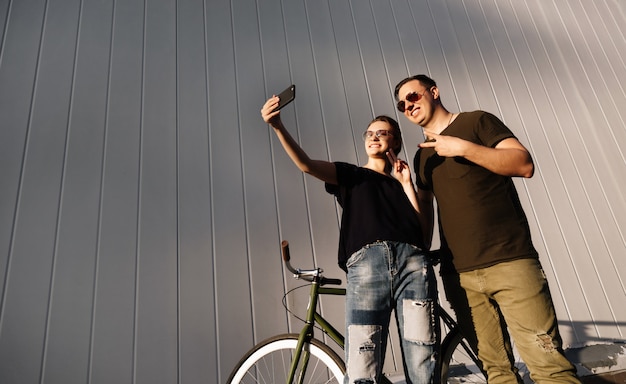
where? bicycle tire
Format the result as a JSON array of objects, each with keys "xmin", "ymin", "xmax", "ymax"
[
  {"xmin": 440, "ymin": 328, "xmax": 487, "ymax": 383},
  {"xmin": 227, "ymin": 333, "xmax": 345, "ymax": 384}
]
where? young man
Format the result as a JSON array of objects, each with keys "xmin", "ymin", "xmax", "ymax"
[{"xmin": 394, "ymin": 74, "xmax": 581, "ymax": 383}]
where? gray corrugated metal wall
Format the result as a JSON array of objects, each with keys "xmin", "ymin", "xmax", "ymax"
[{"xmin": 0, "ymin": 0, "xmax": 624, "ymax": 383}]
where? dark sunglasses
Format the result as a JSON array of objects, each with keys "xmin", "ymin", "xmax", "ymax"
[{"xmin": 397, "ymin": 90, "xmax": 428, "ymax": 112}]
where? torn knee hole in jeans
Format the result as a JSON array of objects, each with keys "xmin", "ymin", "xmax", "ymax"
[
  {"xmin": 359, "ymin": 341, "xmax": 375, "ymax": 353},
  {"xmin": 349, "ymin": 324, "xmax": 381, "ymax": 351},
  {"xmin": 536, "ymin": 333, "xmax": 556, "ymax": 352},
  {"xmin": 347, "ymin": 325, "xmax": 381, "ymax": 382}
]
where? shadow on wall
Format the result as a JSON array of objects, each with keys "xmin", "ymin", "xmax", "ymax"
[
  {"xmin": 561, "ymin": 320, "xmax": 626, "ymax": 377},
  {"xmin": 566, "ymin": 342, "xmax": 626, "ymax": 377}
]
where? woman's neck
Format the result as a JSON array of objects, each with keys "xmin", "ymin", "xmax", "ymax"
[{"xmin": 364, "ymin": 157, "xmax": 391, "ymax": 175}]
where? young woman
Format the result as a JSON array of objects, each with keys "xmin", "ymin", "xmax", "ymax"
[{"xmin": 261, "ymin": 96, "xmax": 439, "ymax": 384}]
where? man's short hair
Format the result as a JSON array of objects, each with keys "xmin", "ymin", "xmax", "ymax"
[{"xmin": 394, "ymin": 74, "xmax": 437, "ymax": 100}]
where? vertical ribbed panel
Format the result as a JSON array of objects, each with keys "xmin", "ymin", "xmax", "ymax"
[{"xmin": 0, "ymin": 1, "xmax": 624, "ymax": 383}]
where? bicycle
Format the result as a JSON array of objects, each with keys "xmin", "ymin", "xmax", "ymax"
[{"xmin": 227, "ymin": 240, "xmax": 486, "ymax": 384}]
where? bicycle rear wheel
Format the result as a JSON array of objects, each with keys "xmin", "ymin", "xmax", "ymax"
[
  {"xmin": 227, "ymin": 333, "xmax": 345, "ymax": 384},
  {"xmin": 440, "ymin": 328, "xmax": 486, "ymax": 383}
]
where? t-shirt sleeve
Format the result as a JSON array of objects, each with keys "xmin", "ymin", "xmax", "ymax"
[
  {"xmin": 477, "ymin": 112, "xmax": 516, "ymax": 148},
  {"xmin": 325, "ymin": 162, "xmax": 351, "ymax": 205},
  {"xmin": 413, "ymin": 148, "xmax": 430, "ymax": 191},
  {"xmin": 325, "ymin": 182, "xmax": 339, "ymax": 196}
]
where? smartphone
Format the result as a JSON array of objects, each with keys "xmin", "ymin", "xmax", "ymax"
[{"xmin": 274, "ymin": 84, "xmax": 296, "ymax": 111}]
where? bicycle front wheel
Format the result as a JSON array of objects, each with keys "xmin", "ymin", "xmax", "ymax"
[
  {"xmin": 440, "ymin": 328, "xmax": 486, "ymax": 383},
  {"xmin": 227, "ymin": 333, "xmax": 345, "ymax": 384}
]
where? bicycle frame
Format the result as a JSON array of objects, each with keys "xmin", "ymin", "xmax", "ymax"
[
  {"xmin": 228, "ymin": 241, "xmax": 484, "ymax": 384},
  {"xmin": 285, "ymin": 271, "xmax": 395, "ymax": 383},
  {"xmin": 288, "ymin": 275, "xmax": 345, "ymax": 384},
  {"xmin": 440, "ymin": 305, "xmax": 476, "ymax": 359},
  {"xmin": 280, "ymin": 241, "xmax": 480, "ymax": 384}
]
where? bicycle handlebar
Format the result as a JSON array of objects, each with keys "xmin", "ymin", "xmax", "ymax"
[{"xmin": 281, "ymin": 240, "xmax": 342, "ymax": 286}]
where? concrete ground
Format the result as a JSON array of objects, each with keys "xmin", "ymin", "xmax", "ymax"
[
  {"xmin": 581, "ymin": 370, "xmax": 626, "ymax": 384},
  {"xmin": 387, "ymin": 367, "xmax": 626, "ymax": 383}
]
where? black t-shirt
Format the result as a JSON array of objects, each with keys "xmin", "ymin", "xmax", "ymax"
[
  {"xmin": 326, "ymin": 162, "xmax": 425, "ymax": 271},
  {"xmin": 414, "ymin": 111, "xmax": 538, "ymax": 273}
]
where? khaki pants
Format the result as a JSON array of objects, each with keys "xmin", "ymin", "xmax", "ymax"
[{"xmin": 444, "ymin": 258, "xmax": 580, "ymax": 384}]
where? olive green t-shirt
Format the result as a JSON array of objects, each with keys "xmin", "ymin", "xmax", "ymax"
[{"xmin": 414, "ymin": 111, "xmax": 538, "ymax": 273}]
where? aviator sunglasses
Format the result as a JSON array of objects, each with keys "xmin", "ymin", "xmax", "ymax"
[{"xmin": 397, "ymin": 89, "xmax": 428, "ymax": 112}]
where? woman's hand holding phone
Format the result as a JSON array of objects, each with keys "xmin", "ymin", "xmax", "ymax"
[
  {"xmin": 261, "ymin": 84, "xmax": 295, "ymax": 126},
  {"xmin": 274, "ymin": 84, "xmax": 295, "ymax": 111}
]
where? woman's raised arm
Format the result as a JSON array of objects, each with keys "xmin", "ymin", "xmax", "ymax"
[{"xmin": 261, "ymin": 96, "xmax": 337, "ymax": 185}]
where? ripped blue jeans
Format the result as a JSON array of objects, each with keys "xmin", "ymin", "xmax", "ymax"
[{"xmin": 344, "ymin": 241, "xmax": 438, "ymax": 384}]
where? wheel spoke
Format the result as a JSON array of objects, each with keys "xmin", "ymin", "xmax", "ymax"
[{"xmin": 441, "ymin": 330, "xmax": 486, "ymax": 383}]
